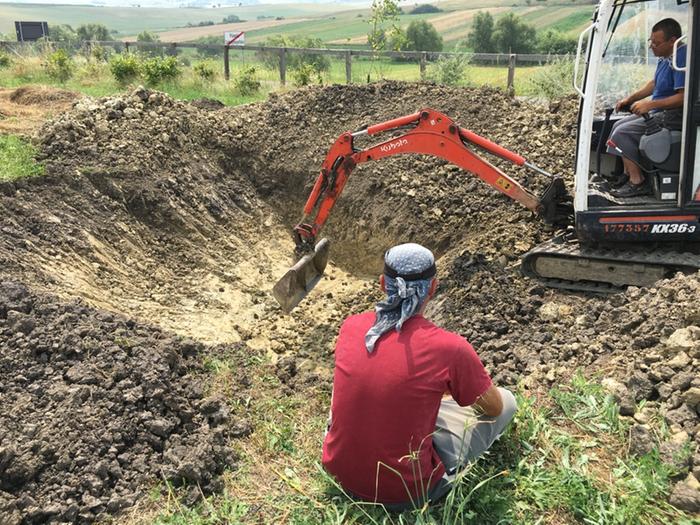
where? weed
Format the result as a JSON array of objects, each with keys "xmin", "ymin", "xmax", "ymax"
[
  {"xmin": 10, "ymin": 56, "xmax": 42, "ymax": 81},
  {"xmin": 426, "ymin": 54, "xmax": 469, "ymax": 86},
  {"xmin": 142, "ymin": 56, "xmax": 181, "ymax": 86},
  {"xmin": 109, "ymin": 52, "xmax": 142, "ymax": 85},
  {"xmin": 293, "ymin": 63, "xmax": 323, "ymax": 87},
  {"xmin": 193, "ymin": 61, "xmax": 216, "ymax": 82},
  {"xmin": 152, "ymin": 492, "xmax": 249, "ymax": 525},
  {"xmin": 525, "ymin": 58, "xmax": 575, "ymax": 99},
  {"xmin": 0, "ymin": 135, "xmax": 45, "ymax": 182},
  {"xmin": 233, "ymin": 66, "xmax": 261, "ymax": 96},
  {"xmin": 0, "ymin": 51, "xmax": 10, "ymax": 68},
  {"xmin": 550, "ymin": 371, "xmax": 624, "ymax": 435},
  {"xmin": 90, "ymin": 43, "xmax": 109, "ymax": 63},
  {"xmin": 43, "ymin": 49, "xmax": 74, "ymax": 83}
]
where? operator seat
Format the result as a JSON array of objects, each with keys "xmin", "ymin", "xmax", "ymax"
[{"xmin": 639, "ymin": 118, "xmax": 682, "ymax": 200}]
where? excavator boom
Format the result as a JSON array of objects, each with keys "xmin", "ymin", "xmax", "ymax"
[{"xmin": 272, "ymin": 109, "xmax": 571, "ymax": 312}]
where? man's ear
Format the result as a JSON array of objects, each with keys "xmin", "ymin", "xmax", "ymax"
[
  {"xmin": 429, "ymin": 278, "xmax": 438, "ymax": 298},
  {"xmin": 379, "ymin": 274, "xmax": 386, "ymax": 292}
]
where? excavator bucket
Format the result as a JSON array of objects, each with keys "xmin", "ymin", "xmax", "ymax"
[
  {"xmin": 539, "ymin": 177, "xmax": 573, "ymax": 227},
  {"xmin": 272, "ymin": 238, "xmax": 331, "ymax": 313}
]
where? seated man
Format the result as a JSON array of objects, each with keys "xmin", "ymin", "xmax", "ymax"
[
  {"xmin": 606, "ymin": 18, "xmax": 686, "ymax": 198},
  {"xmin": 322, "ymin": 243, "xmax": 516, "ymax": 510}
]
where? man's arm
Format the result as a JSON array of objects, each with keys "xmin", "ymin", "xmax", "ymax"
[
  {"xmin": 473, "ymin": 384, "xmax": 504, "ymax": 417},
  {"xmin": 616, "ymin": 80, "xmax": 655, "ymax": 111},
  {"xmin": 631, "ymin": 89, "xmax": 684, "ymax": 115}
]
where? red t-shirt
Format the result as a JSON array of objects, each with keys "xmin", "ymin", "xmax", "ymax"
[{"xmin": 321, "ymin": 311, "xmax": 492, "ymax": 504}]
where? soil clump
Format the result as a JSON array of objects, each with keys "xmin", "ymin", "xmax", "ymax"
[{"xmin": 0, "ymin": 281, "xmax": 250, "ymax": 524}]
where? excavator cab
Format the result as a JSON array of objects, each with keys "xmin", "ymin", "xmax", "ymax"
[
  {"xmin": 520, "ymin": 0, "xmax": 700, "ymax": 291},
  {"xmin": 574, "ymin": 0, "xmax": 700, "ymax": 244}
]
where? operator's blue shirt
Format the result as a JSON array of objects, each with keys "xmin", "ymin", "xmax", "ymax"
[{"xmin": 652, "ymin": 44, "xmax": 686, "ymax": 100}]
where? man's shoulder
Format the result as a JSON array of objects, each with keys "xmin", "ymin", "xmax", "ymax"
[
  {"xmin": 341, "ymin": 311, "xmax": 375, "ymax": 329},
  {"xmin": 416, "ymin": 317, "xmax": 471, "ymax": 348}
]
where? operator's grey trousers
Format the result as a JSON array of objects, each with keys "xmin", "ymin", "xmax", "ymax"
[
  {"xmin": 607, "ymin": 109, "xmax": 683, "ymax": 165},
  {"xmin": 382, "ymin": 387, "xmax": 517, "ymax": 511}
]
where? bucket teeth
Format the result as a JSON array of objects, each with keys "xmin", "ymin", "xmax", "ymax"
[{"xmin": 272, "ymin": 238, "xmax": 330, "ymax": 312}]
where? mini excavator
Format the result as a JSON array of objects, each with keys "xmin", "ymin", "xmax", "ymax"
[
  {"xmin": 272, "ymin": 109, "xmax": 570, "ymax": 312},
  {"xmin": 273, "ymin": 0, "xmax": 700, "ymax": 312}
]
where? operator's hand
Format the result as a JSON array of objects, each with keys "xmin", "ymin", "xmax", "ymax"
[
  {"xmin": 615, "ymin": 96, "xmax": 632, "ymax": 112},
  {"xmin": 631, "ymin": 99, "xmax": 655, "ymax": 116}
]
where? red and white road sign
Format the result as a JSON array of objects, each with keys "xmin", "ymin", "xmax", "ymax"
[{"xmin": 224, "ymin": 31, "xmax": 245, "ymax": 46}]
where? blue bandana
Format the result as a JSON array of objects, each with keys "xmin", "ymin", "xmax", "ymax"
[{"xmin": 364, "ymin": 243, "xmax": 435, "ymax": 353}]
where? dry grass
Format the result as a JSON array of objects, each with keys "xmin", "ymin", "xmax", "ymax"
[{"xmin": 145, "ymin": 18, "xmax": 313, "ymax": 43}]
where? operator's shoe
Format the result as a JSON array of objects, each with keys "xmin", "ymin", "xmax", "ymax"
[
  {"xmin": 593, "ymin": 173, "xmax": 629, "ymax": 192},
  {"xmin": 610, "ymin": 180, "xmax": 652, "ymax": 198}
]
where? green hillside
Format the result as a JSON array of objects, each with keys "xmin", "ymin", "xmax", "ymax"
[
  {"xmin": 0, "ymin": 2, "xmax": 343, "ymax": 36},
  {"xmin": 0, "ymin": 0, "xmax": 597, "ymax": 46}
]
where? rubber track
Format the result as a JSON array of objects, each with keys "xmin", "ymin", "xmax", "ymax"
[{"xmin": 521, "ymin": 234, "xmax": 700, "ymax": 293}]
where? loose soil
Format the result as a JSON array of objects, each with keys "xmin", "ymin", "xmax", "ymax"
[
  {"xmin": 0, "ymin": 82, "xmax": 698, "ymax": 523},
  {"xmin": 0, "ymin": 87, "xmax": 81, "ymax": 136}
]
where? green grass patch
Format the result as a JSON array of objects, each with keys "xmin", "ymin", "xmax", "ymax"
[
  {"xmin": 146, "ymin": 369, "xmax": 696, "ymax": 525},
  {"xmin": 0, "ymin": 135, "xmax": 44, "ymax": 182}
]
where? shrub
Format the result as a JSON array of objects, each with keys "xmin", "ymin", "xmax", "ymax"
[
  {"xmin": 194, "ymin": 61, "xmax": 216, "ymax": 82},
  {"xmin": 493, "ymin": 13, "xmax": 536, "ymax": 54},
  {"xmin": 233, "ymin": 66, "xmax": 261, "ymax": 95},
  {"xmin": 426, "ymin": 54, "xmax": 469, "ymax": 86},
  {"xmin": 404, "ymin": 20, "xmax": 443, "ymax": 52},
  {"xmin": 410, "ymin": 4, "xmax": 441, "ymax": 14},
  {"xmin": 258, "ymin": 35, "xmax": 330, "ymax": 73},
  {"xmin": 90, "ymin": 43, "xmax": 108, "ymax": 62},
  {"xmin": 526, "ymin": 59, "xmax": 575, "ymax": 99},
  {"xmin": 222, "ymin": 14, "xmax": 241, "ymax": 23},
  {"xmin": 109, "ymin": 52, "xmax": 141, "ymax": 84},
  {"xmin": 292, "ymin": 63, "xmax": 322, "ymax": 87},
  {"xmin": 43, "ymin": 49, "xmax": 74, "ymax": 83},
  {"xmin": 137, "ymin": 30, "xmax": 162, "ymax": 57},
  {"xmin": 0, "ymin": 51, "xmax": 11, "ymax": 68},
  {"xmin": 11, "ymin": 58, "xmax": 39, "ymax": 81},
  {"xmin": 536, "ymin": 30, "xmax": 577, "ymax": 55},
  {"xmin": 141, "ymin": 56, "xmax": 180, "ymax": 86}
]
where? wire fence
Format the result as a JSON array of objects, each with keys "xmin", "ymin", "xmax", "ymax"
[{"xmin": 0, "ymin": 39, "xmax": 576, "ymax": 93}]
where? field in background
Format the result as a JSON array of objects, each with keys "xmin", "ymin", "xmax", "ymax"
[
  {"xmin": 0, "ymin": 0, "xmax": 596, "ymax": 47},
  {"xmin": 0, "ymin": 2, "xmax": 344, "ymax": 35}
]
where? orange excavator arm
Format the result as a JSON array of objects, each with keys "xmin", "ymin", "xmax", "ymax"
[
  {"xmin": 292, "ymin": 108, "xmax": 569, "ymax": 253},
  {"xmin": 272, "ymin": 108, "xmax": 571, "ymax": 312}
]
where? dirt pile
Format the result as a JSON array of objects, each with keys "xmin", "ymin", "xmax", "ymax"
[
  {"xmin": 0, "ymin": 280, "xmax": 252, "ymax": 525},
  {"xmin": 9, "ymin": 87, "xmax": 80, "ymax": 106},
  {"xmin": 0, "ymin": 87, "xmax": 81, "ymax": 136},
  {"xmin": 228, "ymin": 82, "xmax": 578, "ymax": 273}
]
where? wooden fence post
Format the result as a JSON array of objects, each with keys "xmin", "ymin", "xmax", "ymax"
[
  {"xmin": 420, "ymin": 51, "xmax": 427, "ymax": 80},
  {"xmin": 507, "ymin": 53, "xmax": 516, "ymax": 95},
  {"xmin": 345, "ymin": 50, "xmax": 352, "ymax": 84},
  {"xmin": 224, "ymin": 45, "xmax": 230, "ymax": 81},
  {"xmin": 279, "ymin": 48, "xmax": 287, "ymax": 86}
]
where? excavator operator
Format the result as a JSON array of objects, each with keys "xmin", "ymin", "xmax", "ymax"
[
  {"xmin": 321, "ymin": 243, "xmax": 516, "ymax": 510},
  {"xmin": 607, "ymin": 18, "xmax": 686, "ymax": 198}
]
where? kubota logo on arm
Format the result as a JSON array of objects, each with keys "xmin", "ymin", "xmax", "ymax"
[{"xmin": 380, "ymin": 138, "xmax": 409, "ymax": 153}]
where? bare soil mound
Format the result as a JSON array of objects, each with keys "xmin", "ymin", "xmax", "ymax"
[
  {"xmin": 9, "ymin": 86, "xmax": 80, "ymax": 106},
  {"xmin": 0, "ymin": 281, "xmax": 251, "ymax": 525},
  {"xmin": 0, "ymin": 82, "xmax": 698, "ymax": 520},
  {"xmin": 0, "ymin": 87, "xmax": 81, "ymax": 136}
]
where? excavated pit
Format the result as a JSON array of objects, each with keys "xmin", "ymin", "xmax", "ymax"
[{"xmin": 0, "ymin": 83, "xmax": 699, "ymax": 523}]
